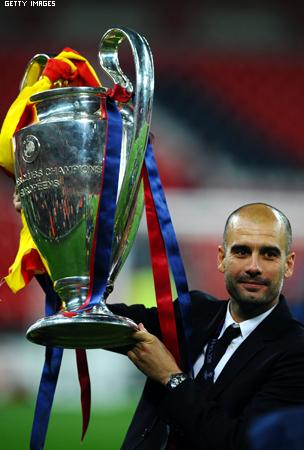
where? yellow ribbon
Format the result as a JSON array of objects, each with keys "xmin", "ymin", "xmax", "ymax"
[{"xmin": 0, "ymin": 49, "xmax": 100, "ymax": 292}]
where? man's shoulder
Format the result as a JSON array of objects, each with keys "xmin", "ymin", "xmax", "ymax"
[
  {"xmin": 188, "ymin": 290, "xmax": 228, "ymax": 314},
  {"xmin": 283, "ymin": 317, "xmax": 304, "ymax": 345},
  {"xmin": 262, "ymin": 297, "xmax": 304, "ymax": 350},
  {"xmin": 189, "ymin": 290, "xmax": 223, "ymax": 303},
  {"xmin": 184, "ymin": 290, "xmax": 227, "ymax": 332}
]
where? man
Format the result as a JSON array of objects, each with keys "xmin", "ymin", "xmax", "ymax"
[{"xmin": 108, "ymin": 202, "xmax": 304, "ymax": 450}]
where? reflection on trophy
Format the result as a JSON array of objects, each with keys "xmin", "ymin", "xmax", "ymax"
[{"xmin": 13, "ymin": 28, "xmax": 154, "ymax": 349}]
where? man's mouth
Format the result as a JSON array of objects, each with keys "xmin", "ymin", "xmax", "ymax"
[{"xmin": 238, "ymin": 278, "xmax": 269, "ymax": 289}]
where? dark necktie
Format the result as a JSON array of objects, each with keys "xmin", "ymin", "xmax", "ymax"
[
  {"xmin": 197, "ymin": 324, "xmax": 241, "ymax": 385},
  {"xmin": 166, "ymin": 325, "xmax": 241, "ymax": 449}
]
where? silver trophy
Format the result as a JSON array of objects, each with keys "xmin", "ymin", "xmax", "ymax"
[{"xmin": 13, "ymin": 28, "xmax": 154, "ymax": 349}]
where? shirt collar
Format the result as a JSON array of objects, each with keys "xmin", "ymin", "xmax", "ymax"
[{"xmin": 219, "ymin": 301, "xmax": 277, "ymax": 340}]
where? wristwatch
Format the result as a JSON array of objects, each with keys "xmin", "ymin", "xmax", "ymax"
[{"xmin": 166, "ymin": 372, "xmax": 188, "ymax": 391}]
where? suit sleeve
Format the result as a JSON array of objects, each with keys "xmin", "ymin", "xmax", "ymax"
[
  {"xmin": 108, "ymin": 290, "xmax": 216, "ymax": 344},
  {"xmin": 157, "ymin": 344, "xmax": 304, "ymax": 450},
  {"xmin": 107, "ymin": 302, "xmax": 162, "ymax": 337}
]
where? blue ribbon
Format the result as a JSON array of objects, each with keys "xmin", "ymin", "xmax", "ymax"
[
  {"xmin": 30, "ymin": 274, "xmax": 63, "ymax": 450},
  {"xmin": 84, "ymin": 97, "xmax": 122, "ymax": 308},
  {"xmin": 144, "ymin": 142, "xmax": 193, "ymax": 374},
  {"xmin": 29, "ymin": 97, "xmax": 123, "ymax": 449}
]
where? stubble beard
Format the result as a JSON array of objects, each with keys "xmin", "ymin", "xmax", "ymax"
[{"xmin": 225, "ymin": 273, "xmax": 283, "ymax": 318}]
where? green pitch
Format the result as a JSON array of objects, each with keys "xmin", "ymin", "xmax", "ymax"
[{"xmin": 1, "ymin": 399, "xmax": 137, "ymax": 449}]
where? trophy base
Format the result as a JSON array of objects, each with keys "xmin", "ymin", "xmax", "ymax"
[{"xmin": 26, "ymin": 312, "xmax": 138, "ymax": 349}]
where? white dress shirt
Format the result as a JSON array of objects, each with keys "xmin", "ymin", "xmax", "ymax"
[{"xmin": 193, "ymin": 302, "xmax": 277, "ymax": 381}]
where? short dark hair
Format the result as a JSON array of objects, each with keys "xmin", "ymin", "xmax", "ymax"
[{"xmin": 223, "ymin": 203, "xmax": 292, "ymax": 253}]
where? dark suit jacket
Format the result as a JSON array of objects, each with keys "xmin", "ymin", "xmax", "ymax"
[{"xmin": 109, "ymin": 292, "xmax": 304, "ymax": 450}]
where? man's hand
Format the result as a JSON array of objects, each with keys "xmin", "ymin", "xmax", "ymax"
[
  {"xmin": 127, "ymin": 323, "xmax": 182, "ymax": 386},
  {"xmin": 13, "ymin": 189, "xmax": 21, "ymax": 212}
]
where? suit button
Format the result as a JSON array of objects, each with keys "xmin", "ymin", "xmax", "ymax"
[{"xmin": 141, "ymin": 427, "xmax": 149, "ymax": 437}]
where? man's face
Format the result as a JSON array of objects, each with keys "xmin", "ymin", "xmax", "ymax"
[{"xmin": 217, "ymin": 210, "xmax": 295, "ymax": 316}]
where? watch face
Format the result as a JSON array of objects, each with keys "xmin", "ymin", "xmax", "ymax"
[
  {"xmin": 170, "ymin": 378, "xmax": 179, "ymax": 389},
  {"xmin": 167, "ymin": 373, "xmax": 187, "ymax": 390}
]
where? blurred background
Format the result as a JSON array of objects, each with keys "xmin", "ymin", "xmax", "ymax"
[{"xmin": 1, "ymin": 0, "xmax": 304, "ymax": 448}]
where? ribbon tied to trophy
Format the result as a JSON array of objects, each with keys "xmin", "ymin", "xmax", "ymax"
[{"xmin": 0, "ymin": 27, "xmax": 193, "ymax": 450}]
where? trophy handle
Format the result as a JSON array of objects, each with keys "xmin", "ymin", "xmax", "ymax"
[
  {"xmin": 99, "ymin": 28, "xmax": 154, "ymax": 287},
  {"xmin": 99, "ymin": 27, "xmax": 154, "ymax": 140},
  {"xmin": 19, "ymin": 53, "xmax": 50, "ymax": 91}
]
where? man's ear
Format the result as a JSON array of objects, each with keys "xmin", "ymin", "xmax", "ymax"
[
  {"xmin": 217, "ymin": 245, "xmax": 226, "ymax": 273},
  {"xmin": 284, "ymin": 251, "xmax": 295, "ymax": 278}
]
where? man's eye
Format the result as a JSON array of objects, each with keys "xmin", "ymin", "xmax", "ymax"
[
  {"xmin": 234, "ymin": 248, "xmax": 249, "ymax": 256},
  {"xmin": 264, "ymin": 251, "xmax": 277, "ymax": 259}
]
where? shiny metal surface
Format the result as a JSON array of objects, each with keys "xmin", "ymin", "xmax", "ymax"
[
  {"xmin": 14, "ymin": 28, "xmax": 154, "ymax": 349},
  {"xmin": 99, "ymin": 27, "xmax": 154, "ymax": 285},
  {"xmin": 26, "ymin": 312, "xmax": 137, "ymax": 349},
  {"xmin": 19, "ymin": 53, "xmax": 50, "ymax": 91}
]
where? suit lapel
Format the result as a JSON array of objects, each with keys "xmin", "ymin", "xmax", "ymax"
[
  {"xmin": 210, "ymin": 329, "xmax": 265, "ymax": 397},
  {"xmin": 191, "ymin": 300, "xmax": 227, "ymax": 362},
  {"xmin": 210, "ymin": 296, "xmax": 294, "ymax": 398}
]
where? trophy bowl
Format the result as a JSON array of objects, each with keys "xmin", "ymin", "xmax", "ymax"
[{"xmin": 13, "ymin": 28, "xmax": 154, "ymax": 349}]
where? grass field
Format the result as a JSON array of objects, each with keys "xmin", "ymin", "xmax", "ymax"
[{"xmin": 1, "ymin": 399, "xmax": 138, "ymax": 449}]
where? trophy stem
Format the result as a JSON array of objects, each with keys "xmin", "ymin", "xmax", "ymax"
[{"xmin": 26, "ymin": 276, "xmax": 138, "ymax": 349}]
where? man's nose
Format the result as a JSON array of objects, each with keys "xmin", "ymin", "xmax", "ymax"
[{"xmin": 246, "ymin": 253, "xmax": 262, "ymax": 275}]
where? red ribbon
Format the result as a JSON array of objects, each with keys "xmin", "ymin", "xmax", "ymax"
[
  {"xmin": 43, "ymin": 48, "xmax": 100, "ymax": 88},
  {"xmin": 76, "ymin": 349, "xmax": 91, "ymax": 441},
  {"xmin": 142, "ymin": 165, "xmax": 181, "ymax": 365},
  {"xmin": 44, "ymin": 58, "xmax": 76, "ymax": 83},
  {"xmin": 106, "ymin": 84, "xmax": 132, "ymax": 103},
  {"xmin": 21, "ymin": 249, "xmax": 46, "ymax": 285}
]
